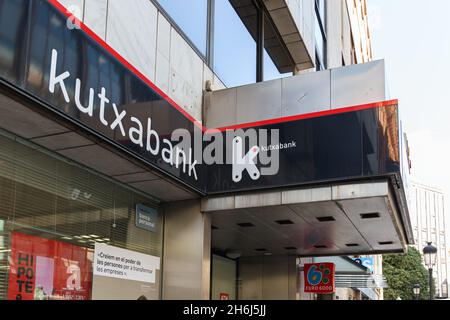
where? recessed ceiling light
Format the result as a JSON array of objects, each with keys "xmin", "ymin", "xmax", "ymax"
[
  {"xmin": 379, "ymin": 241, "xmax": 394, "ymax": 246},
  {"xmin": 81, "ymin": 235, "xmax": 91, "ymax": 239},
  {"xmin": 275, "ymin": 220, "xmax": 294, "ymax": 225},
  {"xmin": 237, "ymin": 223, "xmax": 255, "ymax": 228},
  {"xmin": 61, "ymin": 237, "xmax": 73, "ymax": 240},
  {"xmin": 264, "ymin": 252, "xmax": 272, "ymax": 256},
  {"xmin": 317, "ymin": 216, "xmax": 336, "ymax": 222},
  {"xmin": 90, "ymin": 235, "xmax": 99, "ymax": 238},
  {"xmin": 77, "ymin": 240, "xmax": 87, "ymax": 243},
  {"xmin": 73, "ymin": 236, "xmax": 82, "ymax": 239},
  {"xmin": 346, "ymin": 243, "xmax": 359, "ymax": 247},
  {"xmin": 360, "ymin": 213, "xmax": 381, "ymax": 219}
]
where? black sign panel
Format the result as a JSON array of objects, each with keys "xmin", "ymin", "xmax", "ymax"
[
  {"xmin": 0, "ymin": 0, "xmax": 403, "ymax": 197},
  {"xmin": 205, "ymin": 103, "xmax": 401, "ymax": 194},
  {"xmin": 0, "ymin": 0, "xmax": 205, "ymax": 192}
]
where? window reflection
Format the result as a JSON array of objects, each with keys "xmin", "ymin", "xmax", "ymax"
[
  {"xmin": 0, "ymin": 130, "xmax": 163, "ymax": 300},
  {"xmin": 156, "ymin": 0, "xmax": 208, "ymax": 55},
  {"xmin": 213, "ymin": 0, "xmax": 256, "ymax": 87},
  {"xmin": 314, "ymin": 0, "xmax": 326, "ymax": 70},
  {"xmin": 264, "ymin": 50, "xmax": 292, "ymax": 81}
]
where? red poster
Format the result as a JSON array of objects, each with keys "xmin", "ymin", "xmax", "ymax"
[
  {"xmin": 304, "ymin": 263, "xmax": 335, "ymax": 294},
  {"xmin": 8, "ymin": 232, "xmax": 93, "ymax": 300}
]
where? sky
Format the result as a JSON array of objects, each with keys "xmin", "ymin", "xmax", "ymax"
[{"xmin": 367, "ymin": 0, "xmax": 450, "ymax": 250}]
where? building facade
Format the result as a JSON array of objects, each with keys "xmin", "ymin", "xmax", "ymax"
[
  {"xmin": 0, "ymin": 0, "xmax": 412, "ymax": 300},
  {"xmin": 409, "ymin": 182, "xmax": 448, "ymax": 298}
]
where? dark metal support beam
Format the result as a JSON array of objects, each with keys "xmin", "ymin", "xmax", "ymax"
[{"xmin": 256, "ymin": 4, "xmax": 264, "ymax": 82}]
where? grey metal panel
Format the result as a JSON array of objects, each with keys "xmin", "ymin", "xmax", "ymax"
[
  {"xmin": 31, "ymin": 132, "xmax": 94, "ymax": 151},
  {"xmin": 288, "ymin": 201, "xmax": 372, "ymax": 252},
  {"xmin": 338, "ymin": 197, "xmax": 401, "ymax": 251},
  {"xmin": 0, "ymin": 94, "xmax": 69, "ymax": 139},
  {"xmin": 246, "ymin": 205, "xmax": 308, "ymax": 225},
  {"xmin": 209, "ymin": 180, "xmax": 406, "ymax": 257},
  {"xmin": 281, "ymin": 69, "xmax": 331, "ymax": 117},
  {"xmin": 201, "ymin": 195, "xmax": 235, "ymax": 212},
  {"xmin": 238, "ymin": 256, "xmax": 263, "ymax": 300},
  {"xmin": 235, "ymin": 191, "xmax": 282, "ymax": 209},
  {"xmin": 331, "ymin": 60, "xmax": 386, "ymax": 109},
  {"xmin": 205, "ymin": 60, "xmax": 388, "ymax": 129},
  {"xmin": 130, "ymin": 179, "xmax": 197, "ymax": 202},
  {"xmin": 113, "ymin": 171, "xmax": 160, "ymax": 183},
  {"xmin": 204, "ymin": 88, "xmax": 237, "ymax": 129},
  {"xmin": 261, "ymin": 255, "xmax": 290, "ymax": 300},
  {"xmin": 332, "ymin": 182, "xmax": 389, "ymax": 200},
  {"xmin": 236, "ymin": 79, "xmax": 282, "ymax": 124},
  {"xmin": 282, "ymin": 186, "xmax": 332, "ymax": 204},
  {"xmin": 57, "ymin": 144, "xmax": 145, "ymax": 176}
]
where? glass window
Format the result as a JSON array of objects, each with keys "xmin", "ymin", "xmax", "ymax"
[
  {"xmin": 157, "ymin": 0, "xmax": 208, "ymax": 56},
  {"xmin": 213, "ymin": 0, "xmax": 256, "ymax": 87},
  {"xmin": 314, "ymin": 0, "xmax": 326, "ymax": 70},
  {"xmin": 0, "ymin": 0, "xmax": 29, "ymax": 83},
  {"xmin": 0, "ymin": 130, "xmax": 163, "ymax": 300},
  {"xmin": 314, "ymin": 17, "xmax": 325, "ymax": 70}
]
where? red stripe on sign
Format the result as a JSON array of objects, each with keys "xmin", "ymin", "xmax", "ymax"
[
  {"xmin": 47, "ymin": 1, "xmax": 398, "ymax": 134},
  {"xmin": 215, "ymin": 99, "xmax": 399, "ymax": 131}
]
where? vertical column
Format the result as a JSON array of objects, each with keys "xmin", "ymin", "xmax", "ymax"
[
  {"xmin": 256, "ymin": 5, "xmax": 264, "ymax": 82},
  {"xmin": 162, "ymin": 200, "xmax": 211, "ymax": 300}
]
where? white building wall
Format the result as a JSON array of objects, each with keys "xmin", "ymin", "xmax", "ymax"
[
  {"xmin": 57, "ymin": 0, "xmax": 225, "ymax": 124},
  {"xmin": 409, "ymin": 182, "xmax": 449, "ymax": 297}
]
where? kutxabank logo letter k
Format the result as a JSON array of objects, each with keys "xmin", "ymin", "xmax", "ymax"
[{"xmin": 232, "ymin": 137, "xmax": 261, "ymax": 183}]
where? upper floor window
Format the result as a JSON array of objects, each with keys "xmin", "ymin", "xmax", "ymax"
[
  {"xmin": 214, "ymin": 0, "xmax": 293, "ymax": 87},
  {"xmin": 315, "ymin": 0, "xmax": 327, "ymax": 70},
  {"xmin": 213, "ymin": 0, "xmax": 256, "ymax": 87},
  {"xmin": 316, "ymin": 0, "xmax": 326, "ymax": 27},
  {"xmin": 156, "ymin": 0, "xmax": 208, "ymax": 56}
]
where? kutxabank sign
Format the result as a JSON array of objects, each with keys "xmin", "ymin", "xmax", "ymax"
[{"xmin": 0, "ymin": 0, "xmax": 402, "ymax": 196}]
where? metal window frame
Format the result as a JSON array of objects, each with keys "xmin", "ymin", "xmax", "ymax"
[
  {"xmin": 314, "ymin": 0, "xmax": 327, "ymax": 70},
  {"xmin": 151, "ymin": 0, "xmax": 295, "ymax": 86}
]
